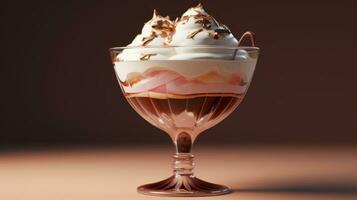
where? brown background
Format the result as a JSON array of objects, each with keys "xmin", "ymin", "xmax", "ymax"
[{"xmin": 1, "ymin": 0, "xmax": 356, "ymax": 149}]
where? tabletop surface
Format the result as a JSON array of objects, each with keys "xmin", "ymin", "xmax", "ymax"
[{"xmin": 0, "ymin": 146, "xmax": 356, "ymax": 200}]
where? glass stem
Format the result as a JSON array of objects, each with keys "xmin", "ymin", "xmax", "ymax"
[{"xmin": 173, "ymin": 132, "xmax": 195, "ymax": 176}]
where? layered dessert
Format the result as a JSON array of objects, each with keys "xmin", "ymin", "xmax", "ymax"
[{"xmin": 113, "ymin": 4, "xmax": 258, "ymax": 137}]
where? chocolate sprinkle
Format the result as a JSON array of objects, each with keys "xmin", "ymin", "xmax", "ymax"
[{"xmin": 187, "ymin": 28, "xmax": 203, "ymax": 39}]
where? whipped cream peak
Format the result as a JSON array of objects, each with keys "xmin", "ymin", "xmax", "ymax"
[
  {"xmin": 170, "ymin": 3, "xmax": 238, "ymax": 47},
  {"xmin": 117, "ymin": 10, "xmax": 176, "ymax": 61},
  {"xmin": 181, "ymin": 3, "xmax": 209, "ymax": 17},
  {"xmin": 146, "ymin": 9, "xmax": 170, "ymax": 23},
  {"xmin": 129, "ymin": 10, "xmax": 175, "ymax": 47}
]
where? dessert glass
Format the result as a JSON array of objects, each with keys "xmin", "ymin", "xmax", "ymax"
[{"xmin": 109, "ymin": 34, "xmax": 259, "ymax": 197}]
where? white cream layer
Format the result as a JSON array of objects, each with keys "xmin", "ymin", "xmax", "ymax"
[{"xmin": 114, "ymin": 58, "xmax": 257, "ymax": 95}]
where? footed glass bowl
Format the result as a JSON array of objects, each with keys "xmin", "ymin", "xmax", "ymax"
[{"xmin": 109, "ymin": 34, "xmax": 259, "ymax": 196}]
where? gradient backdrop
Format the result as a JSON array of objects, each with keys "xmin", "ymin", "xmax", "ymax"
[{"xmin": 1, "ymin": 0, "xmax": 356, "ymax": 149}]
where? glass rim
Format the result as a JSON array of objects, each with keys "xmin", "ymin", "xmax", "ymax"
[{"xmin": 109, "ymin": 45, "xmax": 259, "ymax": 52}]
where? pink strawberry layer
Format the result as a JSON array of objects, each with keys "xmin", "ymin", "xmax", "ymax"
[{"xmin": 122, "ymin": 69, "xmax": 247, "ymax": 95}]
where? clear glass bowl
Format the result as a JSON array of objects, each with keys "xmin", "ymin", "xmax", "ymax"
[{"xmin": 109, "ymin": 44, "xmax": 259, "ymax": 197}]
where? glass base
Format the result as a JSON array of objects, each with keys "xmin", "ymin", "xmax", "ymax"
[{"xmin": 137, "ymin": 175, "xmax": 230, "ymax": 197}]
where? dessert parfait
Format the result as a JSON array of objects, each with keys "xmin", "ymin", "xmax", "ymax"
[{"xmin": 110, "ymin": 3, "xmax": 259, "ymax": 197}]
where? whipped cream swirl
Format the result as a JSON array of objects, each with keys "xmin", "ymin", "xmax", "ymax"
[
  {"xmin": 117, "ymin": 10, "xmax": 175, "ymax": 61},
  {"xmin": 117, "ymin": 4, "xmax": 244, "ymax": 61},
  {"xmin": 171, "ymin": 3, "xmax": 238, "ymax": 47},
  {"xmin": 129, "ymin": 10, "xmax": 175, "ymax": 47}
]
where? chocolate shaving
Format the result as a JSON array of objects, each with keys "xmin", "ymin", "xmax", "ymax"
[
  {"xmin": 142, "ymin": 32, "xmax": 157, "ymax": 46},
  {"xmin": 140, "ymin": 53, "xmax": 157, "ymax": 61},
  {"xmin": 193, "ymin": 13, "xmax": 214, "ymax": 29},
  {"xmin": 209, "ymin": 31, "xmax": 219, "ymax": 39},
  {"xmin": 209, "ymin": 28, "xmax": 231, "ymax": 39},
  {"xmin": 151, "ymin": 19, "xmax": 175, "ymax": 37},
  {"xmin": 187, "ymin": 28, "xmax": 203, "ymax": 39},
  {"xmin": 194, "ymin": 13, "xmax": 211, "ymax": 20},
  {"xmin": 177, "ymin": 15, "xmax": 190, "ymax": 24},
  {"xmin": 215, "ymin": 28, "xmax": 231, "ymax": 34},
  {"xmin": 195, "ymin": 18, "xmax": 211, "ymax": 29},
  {"xmin": 144, "ymin": 9, "xmax": 175, "ymax": 41}
]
